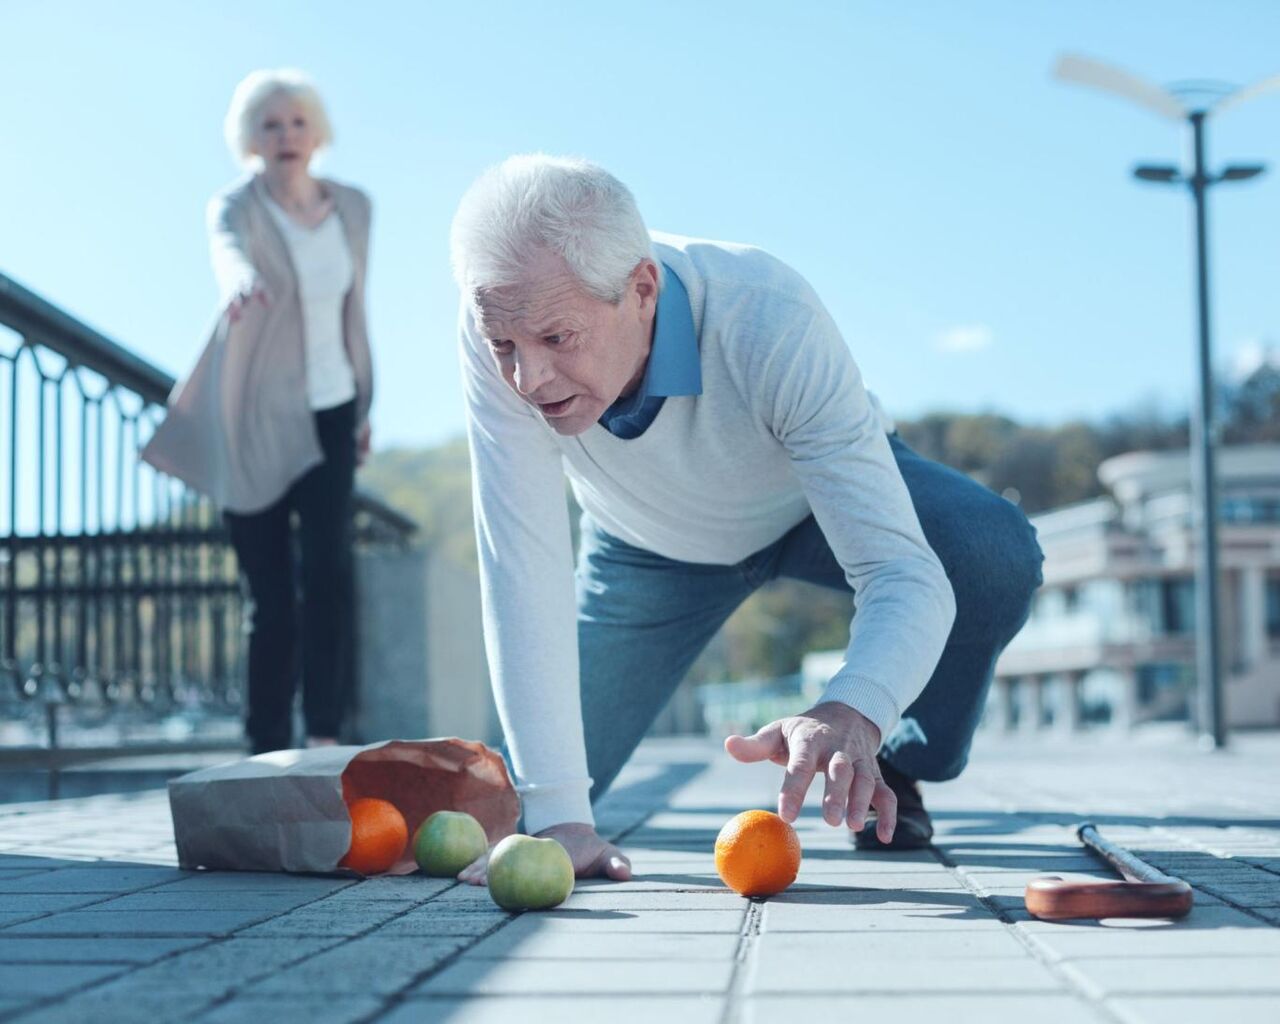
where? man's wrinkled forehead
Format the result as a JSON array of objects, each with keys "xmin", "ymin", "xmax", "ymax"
[{"xmin": 471, "ymin": 271, "xmax": 591, "ymax": 338}]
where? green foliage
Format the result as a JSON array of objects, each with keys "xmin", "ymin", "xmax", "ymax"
[{"xmin": 359, "ymin": 439, "xmax": 477, "ymax": 567}]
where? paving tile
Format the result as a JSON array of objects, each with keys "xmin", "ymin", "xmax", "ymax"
[
  {"xmin": 550, "ymin": 890, "xmax": 748, "ymax": 912},
  {"xmin": 762, "ymin": 904, "xmax": 1007, "ymax": 932},
  {"xmin": 0, "ymin": 867, "xmax": 188, "ymax": 893},
  {"xmin": 748, "ymin": 951, "xmax": 1061, "ymax": 994},
  {"xmin": 155, "ymin": 872, "xmax": 354, "ymax": 893},
  {"xmin": 370, "ymin": 909, "xmax": 511, "ymax": 938},
  {"xmin": 474, "ymin": 909, "xmax": 745, "ymax": 936},
  {"xmin": 412, "ymin": 957, "xmax": 735, "ymax": 996},
  {"xmin": 5, "ymin": 909, "xmax": 276, "ymax": 937},
  {"xmin": 244, "ymin": 935, "xmax": 465, "ymax": 995},
  {"xmin": 741, "ymin": 995, "xmax": 1100, "ymax": 1024},
  {"xmin": 235, "ymin": 904, "xmax": 408, "ymax": 937},
  {"xmin": 1108, "ymin": 995, "xmax": 1280, "ymax": 1024},
  {"xmin": 90, "ymin": 937, "xmax": 340, "ymax": 996},
  {"xmin": 791, "ymin": 869, "xmax": 968, "ymax": 888},
  {"xmin": 461, "ymin": 929, "xmax": 740, "ymax": 960},
  {"xmin": 423, "ymin": 886, "xmax": 508, "ymax": 911},
  {"xmin": 573, "ymin": 874, "xmax": 726, "ymax": 892},
  {"xmin": 754, "ymin": 928, "xmax": 1028, "ymax": 959},
  {"xmin": 9, "ymin": 991, "xmax": 222, "ymax": 1023},
  {"xmin": 1013, "ymin": 904, "xmax": 1268, "ymax": 932},
  {"xmin": 0, "ymin": 868, "xmax": 51, "ymax": 881},
  {"xmin": 1021, "ymin": 925, "xmax": 1280, "ymax": 960},
  {"xmin": 766, "ymin": 887, "xmax": 984, "ymax": 912},
  {"xmin": 0, "ymin": 893, "xmax": 110, "ymax": 915},
  {"xmin": 1061, "ymin": 956, "xmax": 1280, "ymax": 996},
  {"xmin": 85, "ymin": 891, "xmax": 320, "ymax": 913},
  {"xmin": 0, "ymin": 935, "xmax": 207, "ymax": 963},
  {"xmin": 318, "ymin": 876, "xmax": 455, "ymax": 902},
  {"xmin": 0, "ymin": 961, "xmax": 128, "ymax": 997},
  {"xmin": 196, "ymin": 995, "xmax": 386, "ymax": 1024},
  {"xmin": 384, "ymin": 996, "xmax": 725, "ymax": 1024},
  {"xmin": 0, "ymin": 857, "xmax": 84, "ymax": 869}
]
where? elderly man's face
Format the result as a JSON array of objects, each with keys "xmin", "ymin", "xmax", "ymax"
[{"xmin": 474, "ymin": 250, "xmax": 660, "ymax": 436}]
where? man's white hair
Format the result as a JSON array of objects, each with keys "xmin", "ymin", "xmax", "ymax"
[
  {"xmin": 450, "ymin": 154, "xmax": 661, "ymax": 304},
  {"xmin": 223, "ymin": 68, "xmax": 333, "ymax": 169}
]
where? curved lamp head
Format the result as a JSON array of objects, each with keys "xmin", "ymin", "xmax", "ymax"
[
  {"xmin": 1219, "ymin": 164, "xmax": 1266, "ymax": 182},
  {"xmin": 1054, "ymin": 54, "xmax": 1187, "ymax": 121},
  {"xmin": 1133, "ymin": 165, "xmax": 1183, "ymax": 184}
]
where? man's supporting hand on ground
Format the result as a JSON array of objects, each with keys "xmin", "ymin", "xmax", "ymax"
[
  {"xmin": 458, "ymin": 822, "xmax": 632, "ymax": 886},
  {"xmin": 725, "ymin": 702, "xmax": 897, "ymax": 843}
]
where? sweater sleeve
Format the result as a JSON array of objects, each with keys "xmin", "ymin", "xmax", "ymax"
[
  {"xmin": 206, "ymin": 192, "xmax": 259, "ymax": 307},
  {"xmin": 762, "ymin": 300, "xmax": 957, "ymax": 741},
  {"xmin": 458, "ymin": 305, "xmax": 595, "ymax": 833}
]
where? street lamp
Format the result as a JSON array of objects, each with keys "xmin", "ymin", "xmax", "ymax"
[{"xmin": 1053, "ymin": 54, "xmax": 1278, "ymax": 750}]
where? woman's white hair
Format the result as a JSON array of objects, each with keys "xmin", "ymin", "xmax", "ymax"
[
  {"xmin": 450, "ymin": 154, "xmax": 661, "ymax": 304},
  {"xmin": 223, "ymin": 69, "xmax": 333, "ymax": 169}
]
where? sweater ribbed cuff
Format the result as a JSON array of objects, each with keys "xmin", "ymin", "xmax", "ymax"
[
  {"xmin": 817, "ymin": 672, "xmax": 901, "ymax": 745},
  {"xmin": 517, "ymin": 779, "xmax": 595, "ymax": 836}
]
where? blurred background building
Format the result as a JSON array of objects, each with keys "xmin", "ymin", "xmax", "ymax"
[{"xmin": 993, "ymin": 443, "xmax": 1280, "ymax": 732}]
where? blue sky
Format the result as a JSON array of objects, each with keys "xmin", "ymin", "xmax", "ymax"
[{"xmin": 2, "ymin": 0, "xmax": 1279, "ymax": 449}]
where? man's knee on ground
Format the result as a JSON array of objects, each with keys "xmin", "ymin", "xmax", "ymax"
[{"xmin": 943, "ymin": 495, "xmax": 1044, "ymax": 643}]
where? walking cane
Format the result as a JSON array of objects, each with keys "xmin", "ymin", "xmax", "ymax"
[{"xmin": 1024, "ymin": 823, "xmax": 1194, "ymax": 921}]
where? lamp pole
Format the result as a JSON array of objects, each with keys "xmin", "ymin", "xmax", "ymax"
[
  {"xmin": 1187, "ymin": 109, "xmax": 1225, "ymax": 750},
  {"xmin": 1053, "ymin": 55, "xmax": 1275, "ymax": 749}
]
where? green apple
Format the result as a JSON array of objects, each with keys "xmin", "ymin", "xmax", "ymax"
[
  {"xmin": 486, "ymin": 834, "xmax": 575, "ymax": 911},
  {"xmin": 413, "ymin": 811, "xmax": 489, "ymax": 877}
]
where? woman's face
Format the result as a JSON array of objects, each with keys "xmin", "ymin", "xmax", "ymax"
[{"xmin": 250, "ymin": 91, "xmax": 321, "ymax": 173}]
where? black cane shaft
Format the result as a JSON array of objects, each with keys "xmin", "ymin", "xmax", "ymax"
[{"xmin": 1077, "ymin": 823, "xmax": 1177, "ymax": 885}]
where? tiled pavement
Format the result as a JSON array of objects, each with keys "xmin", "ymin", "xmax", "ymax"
[{"xmin": 0, "ymin": 732, "xmax": 1278, "ymax": 1022}]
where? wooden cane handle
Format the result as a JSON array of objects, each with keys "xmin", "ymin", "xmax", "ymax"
[{"xmin": 1025, "ymin": 875, "xmax": 1194, "ymax": 920}]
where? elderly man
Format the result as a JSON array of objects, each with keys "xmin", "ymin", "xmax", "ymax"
[{"xmin": 451, "ymin": 155, "xmax": 1042, "ymax": 882}]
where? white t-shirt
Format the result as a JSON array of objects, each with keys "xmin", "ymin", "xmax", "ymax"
[{"xmin": 265, "ymin": 197, "xmax": 357, "ymax": 411}]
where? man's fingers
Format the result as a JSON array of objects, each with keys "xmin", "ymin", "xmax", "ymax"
[
  {"xmin": 457, "ymin": 851, "xmax": 489, "ymax": 886},
  {"xmin": 872, "ymin": 780, "xmax": 899, "ymax": 844},
  {"xmin": 778, "ymin": 745, "xmax": 817, "ymax": 823},
  {"xmin": 845, "ymin": 759, "xmax": 879, "ymax": 832},
  {"xmin": 724, "ymin": 721, "xmax": 785, "ymax": 765},
  {"xmin": 581, "ymin": 842, "xmax": 631, "ymax": 881},
  {"xmin": 822, "ymin": 752, "xmax": 855, "ymax": 826},
  {"xmin": 604, "ymin": 852, "xmax": 632, "ymax": 881}
]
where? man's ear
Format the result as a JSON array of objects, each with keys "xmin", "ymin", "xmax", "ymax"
[{"xmin": 631, "ymin": 259, "xmax": 660, "ymax": 316}]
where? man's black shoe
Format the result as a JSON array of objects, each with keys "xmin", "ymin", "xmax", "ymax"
[{"xmin": 851, "ymin": 757, "xmax": 933, "ymax": 850}]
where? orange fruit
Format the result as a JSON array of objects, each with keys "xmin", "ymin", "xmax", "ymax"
[
  {"xmin": 714, "ymin": 809, "xmax": 802, "ymax": 897},
  {"xmin": 339, "ymin": 798, "xmax": 408, "ymax": 875}
]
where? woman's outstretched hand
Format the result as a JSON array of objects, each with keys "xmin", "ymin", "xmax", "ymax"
[
  {"xmin": 356, "ymin": 421, "xmax": 372, "ymax": 466},
  {"xmin": 227, "ymin": 283, "xmax": 269, "ymax": 323}
]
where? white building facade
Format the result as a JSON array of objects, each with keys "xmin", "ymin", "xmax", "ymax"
[{"xmin": 991, "ymin": 444, "xmax": 1280, "ymax": 732}]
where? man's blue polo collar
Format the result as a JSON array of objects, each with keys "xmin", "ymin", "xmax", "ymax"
[{"xmin": 598, "ymin": 264, "xmax": 701, "ymax": 438}]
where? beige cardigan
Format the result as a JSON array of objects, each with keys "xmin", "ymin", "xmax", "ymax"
[{"xmin": 141, "ymin": 175, "xmax": 373, "ymax": 513}]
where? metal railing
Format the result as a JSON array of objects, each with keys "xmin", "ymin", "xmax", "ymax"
[{"xmin": 0, "ymin": 271, "xmax": 416, "ymax": 768}]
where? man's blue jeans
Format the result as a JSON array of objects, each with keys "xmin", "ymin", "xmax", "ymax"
[{"xmin": 573, "ymin": 434, "xmax": 1044, "ymax": 805}]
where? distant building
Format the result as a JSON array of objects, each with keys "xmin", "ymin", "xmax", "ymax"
[{"xmin": 991, "ymin": 444, "xmax": 1280, "ymax": 732}]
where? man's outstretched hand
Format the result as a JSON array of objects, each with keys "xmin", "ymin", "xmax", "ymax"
[
  {"xmin": 457, "ymin": 822, "xmax": 632, "ymax": 886},
  {"xmin": 725, "ymin": 701, "xmax": 897, "ymax": 843}
]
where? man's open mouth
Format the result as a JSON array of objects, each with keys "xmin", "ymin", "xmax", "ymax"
[{"xmin": 538, "ymin": 396, "xmax": 577, "ymax": 417}]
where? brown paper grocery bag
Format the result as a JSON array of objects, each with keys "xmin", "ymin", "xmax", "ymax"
[{"xmin": 168, "ymin": 739, "xmax": 519, "ymax": 874}]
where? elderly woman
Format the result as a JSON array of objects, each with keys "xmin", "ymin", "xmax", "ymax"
[{"xmin": 143, "ymin": 69, "xmax": 374, "ymax": 754}]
